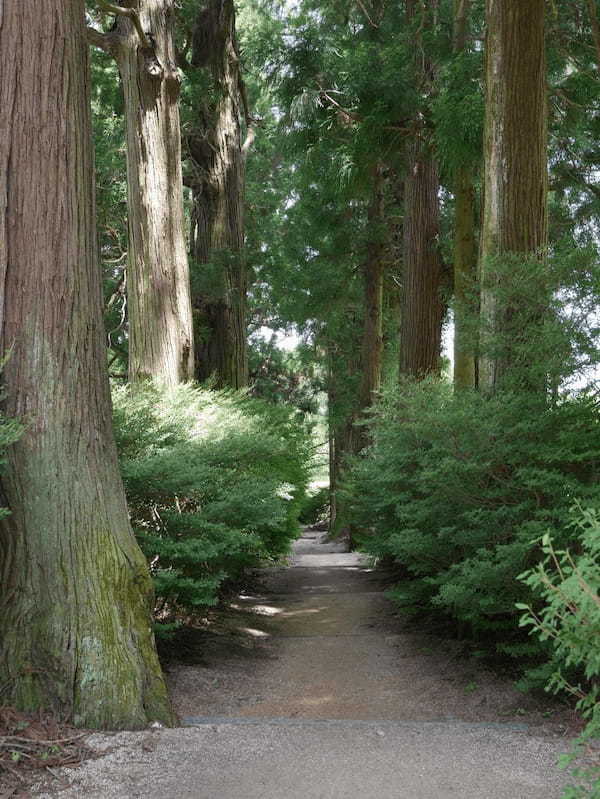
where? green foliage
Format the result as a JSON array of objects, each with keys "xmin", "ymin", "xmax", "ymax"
[
  {"xmin": 519, "ymin": 509, "xmax": 600, "ymax": 798},
  {"xmin": 112, "ymin": 383, "xmax": 311, "ymax": 634},
  {"xmin": 347, "ymin": 377, "xmax": 600, "ymax": 669},
  {"xmin": 433, "ymin": 48, "xmax": 484, "ymax": 177},
  {"xmin": 299, "ymin": 485, "xmax": 330, "ymax": 525},
  {"xmin": 248, "ymin": 337, "xmax": 324, "ymax": 415}
]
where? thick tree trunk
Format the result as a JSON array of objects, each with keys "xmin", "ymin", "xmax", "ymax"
[
  {"xmin": 452, "ymin": 0, "xmax": 477, "ymax": 389},
  {"xmin": 399, "ymin": 1, "xmax": 445, "ymax": 378},
  {"xmin": 188, "ymin": 0, "xmax": 249, "ymax": 389},
  {"xmin": 479, "ymin": 0, "xmax": 547, "ymax": 390},
  {"xmin": 399, "ymin": 143, "xmax": 445, "ymax": 377},
  {"xmin": 98, "ymin": 1, "xmax": 194, "ymax": 385},
  {"xmin": 0, "ymin": 1, "xmax": 172, "ymax": 728}
]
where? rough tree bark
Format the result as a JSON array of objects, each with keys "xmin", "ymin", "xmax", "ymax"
[
  {"xmin": 399, "ymin": 142, "xmax": 445, "ymax": 377},
  {"xmin": 0, "ymin": 1, "xmax": 172, "ymax": 728},
  {"xmin": 399, "ymin": 1, "xmax": 446, "ymax": 378},
  {"xmin": 187, "ymin": 0, "xmax": 251, "ymax": 389},
  {"xmin": 479, "ymin": 0, "xmax": 547, "ymax": 390},
  {"xmin": 452, "ymin": 0, "xmax": 477, "ymax": 389},
  {"xmin": 89, "ymin": 0, "xmax": 194, "ymax": 385}
]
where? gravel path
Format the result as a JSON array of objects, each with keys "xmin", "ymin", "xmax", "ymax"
[{"xmin": 34, "ymin": 529, "xmax": 573, "ymax": 798}]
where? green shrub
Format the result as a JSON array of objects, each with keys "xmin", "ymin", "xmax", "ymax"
[
  {"xmin": 346, "ymin": 378, "xmax": 600, "ymax": 670},
  {"xmin": 299, "ymin": 485, "xmax": 330, "ymax": 525},
  {"xmin": 519, "ymin": 508, "xmax": 600, "ymax": 798},
  {"xmin": 112, "ymin": 383, "xmax": 311, "ymax": 634}
]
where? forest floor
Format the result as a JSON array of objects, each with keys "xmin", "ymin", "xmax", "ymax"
[{"xmin": 32, "ymin": 529, "xmax": 579, "ymax": 798}]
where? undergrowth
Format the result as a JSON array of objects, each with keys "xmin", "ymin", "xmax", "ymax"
[
  {"xmin": 112, "ymin": 382, "xmax": 311, "ymax": 636},
  {"xmin": 520, "ymin": 507, "xmax": 600, "ymax": 798},
  {"xmin": 346, "ymin": 378, "xmax": 600, "ymax": 686}
]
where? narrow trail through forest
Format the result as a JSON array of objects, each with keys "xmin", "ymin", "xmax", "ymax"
[{"xmin": 37, "ymin": 530, "xmax": 572, "ymax": 798}]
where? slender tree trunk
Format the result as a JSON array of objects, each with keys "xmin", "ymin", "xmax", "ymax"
[
  {"xmin": 338, "ymin": 169, "xmax": 386, "ymax": 458},
  {"xmin": 188, "ymin": 0, "xmax": 250, "ymax": 389},
  {"xmin": 452, "ymin": 0, "xmax": 477, "ymax": 389},
  {"xmin": 399, "ymin": 142, "xmax": 445, "ymax": 377},
  {"xmin": 326, "ymin": 328, "xmax": 361, "ymax": 536},
  {"xmin": 91, "ymin": 1, "xmax": 194, "ymax": 385},
  {"xmin": 327, "ymin": 344, "xmax": 339, "ymax": 532},
  {"xmin": 479, "ymin": 0, "xmax": 547, "ymax": 390},
  {"xmin": 453, "ymin": 165, "xmax": 477, "ymax": 387},
  {"xmin": 0, "ymin": 1, "xmax": 172, "ymax": 728},
  {"xmin": 357, "ymin": 168, "xmax": 385, "ymax": 425}
]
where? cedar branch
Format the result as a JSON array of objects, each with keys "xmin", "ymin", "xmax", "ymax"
[
  {"xmin": 355, "ymin": 0, "xmax": 379, "ymax": 28},
  {"xmin": 96, "ymin": 0, "xmax": 152, "ymax": 49}
]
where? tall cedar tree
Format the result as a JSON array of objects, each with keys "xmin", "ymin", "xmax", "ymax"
[
  {"xmin": 325, "ymin": 4, "xmax": 388, "ymax": 529},
  {"xmin": 479, "ymin": 0, "xmax": 548, "ymax": 390},
  {"xmin": 399, "ymin": 0, "xmax": 446, "ymax": 377},
  {"xmin": 0, "ymin": 0, "xmax": 172, "ymax": 728},
  {"xmin": 187, "ymin": 0, "xmax": 252, "ymax": 389},
  {"xmin": 88, "ymin": 0, "xmax": 194, "ymax": 385}
]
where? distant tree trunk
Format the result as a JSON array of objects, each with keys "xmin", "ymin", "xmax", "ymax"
[
  {"xmin": 452, "ymin": 0, "xmax": 477, "ymax": 389},
  {"xmin": 326, "ymin": 343, "xmax": 341, "ymax": 532},
  {"xmin": 342, "ymin": 168, "xmax": 386, "ymax": 456},
  {"xmin": 89, "ymin": 1, "xmax": 194, "ymax": 385},
  {"xmin": 187, "ymin": 0, "xmax": 251, "ymax": 389},
  {"xmin": 399, "ymin": 142, "xmax": 445, "ymax": 377},
  {"xmin": 326, "ymin": 325, "xmax": 361, "ymax": 536},
  {"xmin": 479, "ymin": 0, "xmax": 547, "ymax": 390},
  {"xmin": 357, "ymin": 168, "xmax": 385, "ymax": 432},
  {"xmin": 326, "ymin": 174, "xmax": 387, "ymax": 536},
  {"xmin": 0, "ymin": 1, "xmax": 172, "ymax": 729}
]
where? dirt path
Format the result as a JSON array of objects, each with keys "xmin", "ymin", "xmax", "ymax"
[{"xmin": 35, "ymin": 529, "xmax": 573, "ymax": 798}]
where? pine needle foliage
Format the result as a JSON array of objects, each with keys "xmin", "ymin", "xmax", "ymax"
[{"xmin": 112, "ymin": 383, "xmax": 311, "ymax": 634}]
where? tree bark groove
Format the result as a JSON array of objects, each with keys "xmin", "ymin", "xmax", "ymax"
[{"xmin": 399, "ymin": 143, "xmax": 445, "ymax": 377}]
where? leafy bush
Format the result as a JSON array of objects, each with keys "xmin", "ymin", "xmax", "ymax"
[
  {"xmin": 346, "ymin": 378, "xmax": 600, "ymax": 670},
  {"xmin": 112, "ymin": 383, "xmax": 311, "ymax": 634},
  {"xmin": 299, "ymin": 485, "xmax": 330, "ymax": 525},
  {"xmin": 519, "ymin": 508, "xmax": 600, "ymax": 798}
]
